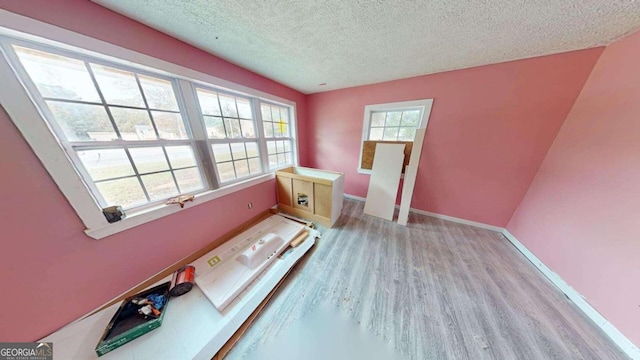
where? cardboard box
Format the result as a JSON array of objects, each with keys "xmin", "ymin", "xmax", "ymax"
[{"xmin": 95, "ymin": 282, "xmax": 171, "ymax": 356}]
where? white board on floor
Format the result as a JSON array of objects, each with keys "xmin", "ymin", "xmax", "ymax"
[
  {"xmin": 398, "ymin": 128, "xmax": 426, "ymax": 226},
  {"xmin": 364, "ymin": 143, "xmax": 405, "ymax": 220}
]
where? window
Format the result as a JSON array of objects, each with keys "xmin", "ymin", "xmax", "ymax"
[
  {"xmin": 358, "ymin": 99, "xmax": 433, "ymax": 173},
  {"xmin": 195, "ymin": 87, "xmax": 263, "ymax": 183},
  {"xmin": 261, "ymin": 102, "xmax": 294, "ymax": 170},
  {"xmin": 0, "ymin": 20, "xmax": 297, "ymax": 239},
  {"xmin": 8, "ymin": 44, "xmax": 205, "ymax": 210},
  {"xmin": 368, "ymin": 109, "xmax": 421, "ymax": 141}
]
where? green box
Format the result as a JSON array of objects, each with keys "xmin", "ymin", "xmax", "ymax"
[{"xmin": 95, "ymin": 282, "xmax": 171, "ymax": 356}]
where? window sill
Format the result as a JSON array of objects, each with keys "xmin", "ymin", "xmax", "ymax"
[{"xmin": 84, "ymin": 173, "xmax": 275, "ymax": 240}]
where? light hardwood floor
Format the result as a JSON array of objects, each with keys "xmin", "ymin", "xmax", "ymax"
[{"xmin": 226, "ymin": 198, "xmax": 628, "ymax": 359}]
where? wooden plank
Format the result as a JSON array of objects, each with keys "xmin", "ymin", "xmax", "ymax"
[
  {"xmin": 361, "ymin": 141, "xmax": 412, "ymax": 172},
  {"xmin": 363, "ymin": 143, "xmax": 405, "ymax": 220},
  {"xmin": 276, "ymin": 175, "xmax": 293, "ymax": 206},
  {"xmin": 313, "ymin": 183, "xmax": 332, "ymax": 218},
  {"xmin": 398, "ymin": 128, "xmax": 426, "ymax": 226},
  {"xmin": 290, "ymin": 231, "xmax": 310, "ymax": 248}
]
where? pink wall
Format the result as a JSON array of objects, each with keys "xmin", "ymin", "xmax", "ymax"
[
  {"xmin": 0, "ymin": 1, "xmax": 305, "ymax": 341},
  {"xmin": 306, "ymin": 49, "xmax": 603, "ymax": 226},
  {"xmin": 507, "ymin": 30, "xmax": 640, "ymax": 345}
]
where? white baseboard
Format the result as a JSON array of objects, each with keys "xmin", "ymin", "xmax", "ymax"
[
  {"xmin": 502, "ymin": 229, "xmax": 640, "ymax": 360},
  {"xmin": 343, "ymin": 193, "xmax": 504, "ymax": 232},
  {"xmin": 345, "ymin": 193, "xmax": 639, "ymax": 358}
]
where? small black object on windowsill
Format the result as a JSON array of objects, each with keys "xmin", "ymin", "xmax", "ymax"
[{"xmin": 102, "ymin": 206, "xmax": 126, "ymax": 223}]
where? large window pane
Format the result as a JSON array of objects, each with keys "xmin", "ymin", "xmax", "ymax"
[
  {"xmin": 237, "ymin": 98, "xmax": 252, "ymax": 119},
  {"xmin": 196, "ymin": 88, "xmax": 222, "ymax": 116},
  {"xmin": 212, "ymin": 144, "xmax": 232, "ymax": 162},
  {"xmin": 219, "ymin": 94, "xmax": 238, "ymax": 117},
  {"xmin": 268, "ymin": 155, "xmax": 277, "ymax": 168},
  {"xmin": 383, "ymin": 127, "xmax": 399, "ymax": 140},
  {"xmin": 371, "ymin": 112, "xmax": 386, "ymax": 127},
  {"xmin": 398, "ymin": 127, "xmax": 416, "ymax": 141},
  {"xmin": 138, "ymin": 75, "xmax": 179, "ymax": 111},
  {"xmin": 165, "ymin": 146, "xmax": 196, "ymax": 169},
  {"xmin": 248, "ymin": 158, "xmax": 261, "ymax": 174},
  {"xmin": 234, "ymin": 159, "xmax": 249, "ymax": 178},
  {"xmin": 91, "ymin": 64, "xmax": 145, "ymax": 107},
  {"xmin": 263, "ymin": 121, "xmax": 274, "ymax": 137},
  {"xmin": 265, "ymin": 139, "xmax": 292, "ymax": 170},
  {"xmin": 371, "ymin": 126, "xmax": 384, "ymax": 140},
  {"xmin": 270, "ymin": 107, "xmax": 282, "ymax": 123},
  {"xmin": 217, "ymin": 162, "xmax": 235, "ymax": 183},
  {"xmin": 224, "ymin": 118, "xmax": 241, "ymax": 138},
  {"xmin": 274, "ymin": 120, "xmax": 288, "ymax": 137},
  {"xmin": 141, "ymin": 172, "xmax": 178, "ymax": 200},
  {"xmin": 14, "ymin": 46, "xmax": 100, "ymax": 102},
  {"xmin": 386, "ymin": 112, "xmax": 402, "ymax": 126},
  {"xmin": 77, "ymin": 148, "xmax": 135, "ymax": 181},
  {"xmin": 96, "ymin": 177, "xmax": 147, "ymax": 208},
  {"xmin": 152, "ymin": 111, "xmax": 188, "ymax": 139},
  {"xmin": 261, "ymin": 105, "xmax": 272, "ymax": 121},
  {"xmin": 266, "ymin": 141, "xmax": 277, "ymax": 155},
  {"xmin": 230, "ymin": 143, "xmax": 246, "ymax": 160},
  {"xmin": 400, "ymin": 110, "xmax": 421, "ymax": 126},
  {"xmin": 174, "ymin": 168, "xmax": 203, "ymax": 193},
  {"xmin": 109, "ymin": 107, "xmax": 155, "ymax": 140},
  {"xmin": 129, "ymin": 147, "xmax": 169, "ymax": 174},
  {"xmin": 47, "ymin": 101, "xmax": 115, "ymax": 141},
  {"xmin": 204, "ymin": 116, "xmax": 226, "ymax": 139},
  {"xmin": 240, "ymin": 119, "xmax": 256, "ymax": 138},
  {"xmin": 246, "ymin": 142, "xmax": 259, "ymax": 158}
]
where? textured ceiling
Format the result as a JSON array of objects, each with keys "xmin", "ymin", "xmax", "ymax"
[{"xmin": 93, "ymin": 0, "xmax": 640, "ymax": 94}]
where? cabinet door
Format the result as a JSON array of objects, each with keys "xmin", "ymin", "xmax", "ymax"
[
  {"xmin": 292, "ymin": 179, "xmax": 314, "ymax": 213},
  {"xmin": 276, "ymin": 176, "xmax": 293, "ymax": 206},
  {"xmin": 314, "ymin": 183, "xmax": 332, "ymax": 218}
]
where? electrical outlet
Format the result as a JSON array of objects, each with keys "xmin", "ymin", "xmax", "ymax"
[{"xmin": 247, "ymin": 202, "xmax": 253, "ymax": 209}]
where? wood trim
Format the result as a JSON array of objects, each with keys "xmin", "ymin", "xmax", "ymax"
[{"xmin": 89, "ymin": 209, "xmax": 274, "ymax": 316}]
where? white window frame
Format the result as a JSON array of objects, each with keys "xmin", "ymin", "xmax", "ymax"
[
  {"xmin": 193, "ymin": 84, "xmax": 263, "ymax": 185},
  {"xmin": 357, "ymin": 99, "xmax": 434, "ymax": 174},
  {"xmin": 0, "ymin": 9, "xmax": 298, "ymax": 239},
  {"xmin": 2, "ymin": 38, "xmax": 211, "ymax": 211},
  {"xmin": 259, "ymin": 101, "xmax": 298, "ymax": 171}
]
